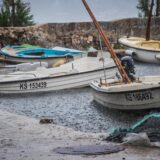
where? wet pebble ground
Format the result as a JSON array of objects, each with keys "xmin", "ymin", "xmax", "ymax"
[{"xmin": 0, "ymin": 62, "xmax": 160, "ymax": 133}]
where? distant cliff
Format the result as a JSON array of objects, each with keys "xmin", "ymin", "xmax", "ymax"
[{"xmin": 0, "ymin": 17, "xmax": 160, "ymax": 50}]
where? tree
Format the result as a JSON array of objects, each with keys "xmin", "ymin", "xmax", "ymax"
[
  {"xmin": 137, "ymin": 0, "xmax": 149, "ymax": 17},
  {"xmin": 14, "ymin": 0, "xmax": 35, "ymax": 26},
  {"xmin": 0, "ymin": 0, "xmax": 35, "ymax": 27},
  {"xmin": 137, "ymin": 0, "xmax": 160, "ymax": 17},
  {"xmin": 156, "ymin": 0, "xmax": 160, "ymax": 16},
  {"xmin": 0, "ymin": 0, "xmax": 11, "ymax": 26}
]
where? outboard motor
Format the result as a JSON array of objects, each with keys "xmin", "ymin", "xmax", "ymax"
[{"xmin": 121, "ymin": 56, "xmax": 135, "ymax": 82}]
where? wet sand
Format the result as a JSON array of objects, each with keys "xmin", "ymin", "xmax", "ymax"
[{"xmin": 0, "ymin": 110, "xmax": 160, "ymax": 160}]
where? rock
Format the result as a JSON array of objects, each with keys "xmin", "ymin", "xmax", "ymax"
[
  {"xmin": 122, "ymin": 132, "xmax": 160, "ymax": 148},
  {"xmin": 39, "ymin": 118, "xmax": 55, "ymax": 124},
  {"xmin": 122, "ymin": 133, "xmax": 151, "ymax": 147}
]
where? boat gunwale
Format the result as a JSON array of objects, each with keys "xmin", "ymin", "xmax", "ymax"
[
  {"xmin": 0, "ymin": 65, "xmax": 116, "ymax": 84},
  {"xmin": 1, "ymin": 46, "xmax": 82, "ymax": 59},
  {"xmin": 119, "ymin": 38, "xmax": 160, "ymax": 53},
  {"xmin": 1, "ymin": 51, "xmax": 75, "ymax": 59},
  {"xmin": 90, "ymin": 81, "xmax": 160, "ymax": 94}
]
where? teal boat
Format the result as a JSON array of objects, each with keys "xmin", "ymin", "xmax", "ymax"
[{"xmin": 0, "ymin": 45, "xmax": 83, "ymax": 66}]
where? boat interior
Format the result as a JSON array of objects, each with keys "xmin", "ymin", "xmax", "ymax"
[
  {"xmin": 127, "ymin": 37, "xmax": 145, "ymax": 41},
  {"xmin": 139, "ymin": 75, "xmax": 160, "ymax": 83},
  {"xmin": 120, "ymin": 37, "xmax": 160, "ymax": 50},
  {"xmin": 22, "ymin": 52, "xmax": 45, "ymax": 56},
  {"xmin": 136, "ymin": 41, "xmax": 160, "ymax": 50},
  {"xmin": 0, "ymin": 57, "xmax": 115, "ymax": 82}
]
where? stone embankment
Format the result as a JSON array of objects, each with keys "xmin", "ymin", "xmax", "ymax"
[{"xmin": 0, "ymin": 17, "xmax": 160, "ymax": 49}]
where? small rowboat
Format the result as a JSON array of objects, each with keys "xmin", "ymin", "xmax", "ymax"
[
  {"xmin": 119, "ymin": 1, "xmax": 160, "ymax": 64},
  {"xmin": 90, "ymin": 76, "xmax": 160, "ymax": 110},
  {"xmin": 82, "ymin": 0, "xmax": 160, "ymax": 110},
  {"xmin": 0, "ymin": 45, "xmax": 83, "ymax": 66}
]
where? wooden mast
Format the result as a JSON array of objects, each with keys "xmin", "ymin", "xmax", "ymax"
[
  {"xmin": 82, "ymin": 0, "xmax": 131, "ymax": 84},
  {"xmin": 146, "ymin": 0, "xmax": 154, "ymax": 41}
]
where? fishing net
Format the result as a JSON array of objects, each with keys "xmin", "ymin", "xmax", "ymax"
[{"xmin": 106, "ymin": 113, "xmax": 160, "ymax": 143}]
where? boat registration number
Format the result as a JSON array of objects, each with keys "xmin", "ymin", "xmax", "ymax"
[
  {"xmin": 125, "ymin": 91, "xmax": 154, "ymax": 101},
  {"xmin": 19, "ymin": 82, "xmax": 47, "ymax": 90}
]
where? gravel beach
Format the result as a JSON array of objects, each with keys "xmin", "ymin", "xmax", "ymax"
[{"xmin": 1, "ymin": 60, "xmax": 160, "ymax": 160}]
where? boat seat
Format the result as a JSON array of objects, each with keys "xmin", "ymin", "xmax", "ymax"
[
  {"xmin": 141, "ymin": 42, "xmax": 160, "ymax": 49},
  {"xmin": 25, "ymin": 52, "xmax": 45, "ymax": 56}
]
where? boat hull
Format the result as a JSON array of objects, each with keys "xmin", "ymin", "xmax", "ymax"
[
  {"xmin": 1, "ymin": 54, "xmax": 73, "ymax": 67},
  {"xmin": 90, "ymin": 81, "xmax": 160, "ymax": 110},
  {"xmin": 119, "ymin": 37, "xmax": 160, "ymax": 63},
  {"xmin": 125, "ymin": 47, "xmax": 160, "ymax": 64},
  {"xmin": 0, "ymin": 68, "xmax": 116, "ymax": 94}
]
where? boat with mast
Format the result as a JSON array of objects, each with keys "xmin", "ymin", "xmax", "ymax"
[
  {"xmin": 82, "ymin": 0, "xmax": 160, "ymax": 110},
  {"xmin": 119, "ymin": 0, "xmax": 160, "ymax": 64}
]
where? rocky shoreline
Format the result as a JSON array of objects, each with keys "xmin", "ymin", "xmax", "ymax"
[
  {"xmin": 0, "ymin": 110, "xmax": 160, "ymax": 160},
  {"xmin": 0, "ymin": 17, "xmax": 160, "ymax": 50}
]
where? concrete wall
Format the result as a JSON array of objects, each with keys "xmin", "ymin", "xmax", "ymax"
[{"xmin": 0, "ymin": 17, "xmax": 160, "ymax": 50}]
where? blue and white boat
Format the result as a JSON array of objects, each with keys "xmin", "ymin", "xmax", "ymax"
[{"xmin": 0, "ymin": 45, "xmax": 83, "ymax": 66}]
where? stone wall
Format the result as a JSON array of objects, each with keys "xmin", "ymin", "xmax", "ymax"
[{"xmin": 0, "ymin": 17, "xmax": 160, "ymax": 50}]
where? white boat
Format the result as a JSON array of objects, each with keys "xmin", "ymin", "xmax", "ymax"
[
  {"xmin": 0, "ymin": 62, "xmax": 48, "ymax": 74},
  {"xmin": 118, "ymin": 1, "xmax": 160, "ymax": 64},
  {"xmin": 90, "ymin": 76, "xmax": 160, "ymax": 110},
  {"xmin": 0, "ymin": 57, "xmax": 116, "ymax": 94},
  {"xmin": 82, "ymin": 0, "xmax": 160, "ymax": 110},
  {"xmin": 119, "ymin": 36, "xmax": 160, "ymax": 63}
]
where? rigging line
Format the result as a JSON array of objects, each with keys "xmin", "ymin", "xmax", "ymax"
[{"xmin": 98, "ymin": 35, "xmax": 107, "ymax": 84}]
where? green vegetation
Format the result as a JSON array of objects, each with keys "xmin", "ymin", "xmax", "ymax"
[
  {"xmin": 137, "ymin": 0, "xmax": 160, "ymax": 17},
  {"xmin": 0, "ymin": 0, "xmax": 35, "ymax": 27}
]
